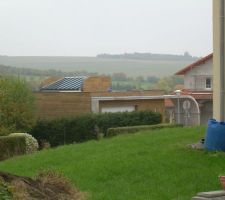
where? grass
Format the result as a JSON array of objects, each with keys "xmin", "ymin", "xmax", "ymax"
[{"xmin": 0, "ymin": 126, "xmax": 224, "ymax": 199}]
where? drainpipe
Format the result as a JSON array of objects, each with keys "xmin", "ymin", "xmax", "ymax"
[
  {"xmin": 175, "ymin": 90, "xmax": 181, "ymax": 124},
  {"xmin": 220, "ymin": 0, "xmax": 225, "ymax": 121}
]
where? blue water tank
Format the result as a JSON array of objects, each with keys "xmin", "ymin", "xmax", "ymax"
[{"xmin": 204, "ymin": 119, "xmax": 225, "ymax": 151}]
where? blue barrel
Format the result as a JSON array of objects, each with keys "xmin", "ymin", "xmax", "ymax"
[{"xmin": 204, "ymin": 119, "xmax": 225, "ymax": 151}]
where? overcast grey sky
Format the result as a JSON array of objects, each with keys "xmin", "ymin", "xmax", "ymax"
[{"xmin": 0, "ymin": 0, "xmax": 212, "ymax": 57}]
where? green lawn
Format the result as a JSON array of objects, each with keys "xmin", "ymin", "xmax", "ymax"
[{"xmin": 0, "ymin": 126, "xmax": 224, "ymax": 200}]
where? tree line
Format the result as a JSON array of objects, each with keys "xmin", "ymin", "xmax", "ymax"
[
  {"xmin": 97, "ymin": 52, "xmax": 198, "ymax": 61},
  {"xmin": 0, "ymin": 64, "xmax": 97, "ymax": 77},
  {"xmin": 111, "ymin": 72, "xmax": 183, "ymax": 93}
]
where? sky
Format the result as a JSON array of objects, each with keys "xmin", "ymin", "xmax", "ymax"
[{"xmin": 0, "ymin": 0, "xmax": 212, "ymax": 57}]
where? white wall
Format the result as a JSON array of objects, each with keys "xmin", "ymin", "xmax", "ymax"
[{"xmin": 184, "ymin": 59, "xmax": 213, "ymax": 90}]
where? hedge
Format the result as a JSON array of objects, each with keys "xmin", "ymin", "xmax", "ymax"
[
  {"xmin": 95, "ymin": 111, "xmax": 162, "ymax": 134},
  {"xmin": 9, "ymin": 133, "xmax": 39, "ymax": 154},
  {"xmin": 106, "ymin": 124, "xmax": 183, "ymax": 137},
  {"xmin": 30, "ymin": 111, "xmax": 162, "ymax": 147},
  {"xmin": 0, "ymin": 135, "xmax": 26, "ymax": 161}
]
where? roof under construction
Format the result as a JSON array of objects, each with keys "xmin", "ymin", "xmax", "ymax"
[{"xmin": 41, "ymin": 76, "xmax": 88, "ymax": 91}]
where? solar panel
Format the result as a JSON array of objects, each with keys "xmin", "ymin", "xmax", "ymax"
[{"xmin": 42, "ymin": 76, "xmax": 87, "ymax": 91}]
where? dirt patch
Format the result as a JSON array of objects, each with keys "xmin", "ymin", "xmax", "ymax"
[{"xmin": 0, "ymin": 171, "xmax": 85, "ymax": 200}]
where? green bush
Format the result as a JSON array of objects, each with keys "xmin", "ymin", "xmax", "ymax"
[
  {"xmin": 106, "ymin": 123, "xmax": 183, "ymax": 137},
  {"xmin": 96, "ymin": 111, "xmax": 162, "ymax": 134},
  {"xmin": 30, "ymin": 111, "xmax": 162, "ymax": 147},
  {"xmin": 0, "ymin": 181, "xmax": 13, "ymax": 200},
  {"xmin": 9, "ymin": 133, "xmax": 39, "ymax": 154},
  {"xmin": 30, "ymin": 116, "xmax": 97, "ymax": 147},
  {"xmin": 0, "ymin": 135, "xmax": 26, "ymax": 161}
]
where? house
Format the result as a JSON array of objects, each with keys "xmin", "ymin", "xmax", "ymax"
[
  {"xmin": 175, "ymin": 53, "xmax": 213, "ymax": 91},
  {"xmin": 169, "ymin": 53, "xmax": 213, "ymax": 125},
  {"xmin": 36, "ymin": 76, "xmax": 166, "ymax": 120}
]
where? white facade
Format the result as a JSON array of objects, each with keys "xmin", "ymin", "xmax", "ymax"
[{"xmin": 184, "ymin": 59, "xmax": 213, "ymax": 90}]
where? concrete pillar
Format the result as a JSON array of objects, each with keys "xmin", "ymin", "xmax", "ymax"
[
  {"xmin": 213, "ymin": 0, "xmax": 225, "ymax": 120},
  {"xmin": 91, "ymin": 98, "xmax": 100, "ymax": 113}
]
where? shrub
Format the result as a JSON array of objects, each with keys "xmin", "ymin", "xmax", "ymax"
[
  {"xmin": 0, "ymin": 126, "xmax": 13, "ymax": 137},
  {"xmin": 0, "ymin": 171, "xmax": 84, "ymax": 200},
  {"xmin": 0, "ymin": 181, "xmax": 13, "ymax": 200},
  {"xmin": 30, "ymin": 111, "xmax": 162, "ymax": 147},
  {"xmin": 96, "ymin": 111, "xmax": 162, "ymax": 134},
  {"xmin": 9, "ymin": 133, "xmax": 39, "ymax": 154},
  {"xmin": 0, "ymin": 135, "xmax": 26, "ymax": 161},
  {"xmin": 30, "ymin": 116, "xmax": 97, "ymax": 147},
  {"xmin": 36, "ymin": 171, "xmax": 85, "ymax": 199},
  {"xmin": 106, "ymin": 123, "xmax": 183, "ymax": 137}
]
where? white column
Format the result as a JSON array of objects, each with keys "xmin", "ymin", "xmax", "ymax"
[{"xmin": 213, "ymin": 0, "xmax": 225, "ymax": 121}]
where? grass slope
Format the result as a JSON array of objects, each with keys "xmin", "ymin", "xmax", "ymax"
[{"xmin": 0, "ymin": 126, "xmax": 224, "ymax": 200}]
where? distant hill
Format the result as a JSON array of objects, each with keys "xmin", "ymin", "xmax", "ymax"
[
  {"xmin": 97, "ymin": 52, "xmax": 199, "ymax": 61},
  {"xmin": 0, "ymin": 55, "xmax": 197, "ymax": 77},
  {"xmin": 0, "ymin": 64, "xmax": 96, "ymax": 77}
]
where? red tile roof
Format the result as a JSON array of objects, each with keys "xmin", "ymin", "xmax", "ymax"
[
  {"xmin": 165, "ymin": 89, "xmax": 213, "ymax": 108},
  {"xmin": 181, "ymin": 90, "xmax": 213, "ymax": 100},
  {"xmin": 175, "ymin": 53, "xmax": 213, "ymax": 75},
  {"xmin": 173, "ymin": 89, "xmax": 213, "ymax": 100}
]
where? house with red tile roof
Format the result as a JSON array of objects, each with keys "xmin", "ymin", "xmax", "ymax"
[
  {"xmin": 175, "ymin": 53, "xmax": 213, "ymax": 91},
  {"xmin": 167, "ymin": 53, "xmax": 213, "ymax": 124}
]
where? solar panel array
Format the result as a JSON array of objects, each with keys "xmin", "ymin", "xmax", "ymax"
[{"xmin": 42, "ymin": 76, "xmax": 87, "ymax": 90}]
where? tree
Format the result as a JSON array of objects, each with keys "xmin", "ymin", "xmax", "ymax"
[
  {"xmin": 112, "ymin": 73, "xmax": 128, "ymax": 81},
  {"xmin": 0, "ymin": 77, "xmax": 36, "ymax": 135},
  {"xmin": 136, "ymin": 76, "xmax": 145, "ymax": 82},
  {"xmin": 146, "ymin": 76, "xmax": 159, "ymax": 84},
  {"xmin": 184, "ymin": 51, "xmax": 192, "ymax": 58},
  {"xmin": 154, "ymin": 76, "xmax": 184, "ymax": 93}
]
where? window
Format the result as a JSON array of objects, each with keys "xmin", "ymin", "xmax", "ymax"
[
  {"xmin": 205, "ymin": 78, "xmax": 212, "ymax": 89},
  {"xmin": 101, "ymin": 106, "xmax": 135, "ymax": 113}
]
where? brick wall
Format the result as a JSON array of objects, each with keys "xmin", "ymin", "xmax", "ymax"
[{"xmin": 35, "ymin": 92, "xmax": 91, "ymax": 119}]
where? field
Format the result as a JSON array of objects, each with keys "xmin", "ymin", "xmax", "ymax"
[
  {"xmin": 0, "ymin": 126, "xmax": 223, "ymax": 200},
  {"xmin": 0, "ymin": 56, "xmax": 193, "ymax": 77}
]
